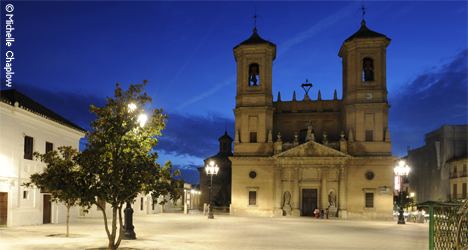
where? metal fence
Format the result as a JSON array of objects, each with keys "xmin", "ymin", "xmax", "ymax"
[{"xmin": 419, "ymin": 200, "xmax": 468, "ymax": 250}]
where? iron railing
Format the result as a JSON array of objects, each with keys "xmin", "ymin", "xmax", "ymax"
[{"xmin": 418, "ymin": 200, "xmax": 468, "ymax": 250}]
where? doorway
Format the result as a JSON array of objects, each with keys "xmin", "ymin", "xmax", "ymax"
[
  {"xmin": 43, "ymin": 194, "xmax": 51, "ymax": 224},
  {"xmin": 301, "ymin": 189, "xmax": 318, "ymax": 216},
  {"xmin": 0, "ymin": 192, "xmax": 7, "ymax": 225}
]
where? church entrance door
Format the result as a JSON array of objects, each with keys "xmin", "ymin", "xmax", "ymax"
[{"xmin": 301, "ymin": 189, "xmax": 317, "ymax": 216}]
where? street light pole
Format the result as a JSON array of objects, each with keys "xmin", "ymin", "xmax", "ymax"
[
  {"xmin": 398, "ymin": 186, "xmax": 405, "ymax": 224},
  {"xmin": 209, "ymin": 173, "xmax": 214, "ymax": 219},
  {"xmin": 394, "ymin": 160, "xmax": 410, "ymax": 225},
  {"xmin": 123, "ymin": 201, "xmax": 136, "ymax": 239},
  {"xmin": 122, "ymin": 102, "xmax": 148, "ymax": 239},
  {"xmin": 205, "ymin": 160, "xmax": 219, "ymax": 219}
]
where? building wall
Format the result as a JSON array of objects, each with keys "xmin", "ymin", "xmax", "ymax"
[
  {"xmin": 345, "ymin": 157, "xmax": 394, "ymax": 220},
  {"xmin": 230, "ymin": 157, "xmax": 275, "ymax": 216},
  {"xmin": 0, "ymin": 102, "xmax": 84, "ymax": 226},
  {"xmin": 448, "ymin": 158, "xmax": 468, "ymax": 200},
  {"xmin": 230, "ymin": 23, "xmax": 393, "ymax": 220},
  {"xmin": 199, "ymin": 156, "xmax": 231, "ymax": 208},
  {"xmin": 79, "ymin": 194, "xmax": 175, "ymax": 218},
  {"xmin": 407, "ymin": 125, "xmax": 468, "ymax": 203},
  {"xmin": 273, "ymin": 105, "xmax": 342, "ymax": 143}
]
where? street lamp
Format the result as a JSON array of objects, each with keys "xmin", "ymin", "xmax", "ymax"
[
  {"xmin": 205, "ymin": 160, "xmax": 219, "ymax": 219},
  {"xmin": 394, "ymin": 160, "xmax": 410, "ymax": 224},
  {"xmin": 123, "ymin": 103, "xmax": 148, "ymax": 240}
]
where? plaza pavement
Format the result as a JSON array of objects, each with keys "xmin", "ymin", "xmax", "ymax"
[{"xmin": 0, "ymin": 213, "xmax": 428, "ymax": 250}]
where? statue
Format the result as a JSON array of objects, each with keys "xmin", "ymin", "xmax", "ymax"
[
  {"xmin": 322, "ymin": 131, "xmax": 328, "ymax": 145},
  {"xmin": 328, "ymin": 190, "xmax": 336, "ymax": 207},
  {"xmin": 306, "ymin": 123, "xmax": 315, "ymax": 142},
  {"xmin": 234, "ymin": 130, "xmax": 240, "ymax": 143},
  {"xmin": 268, "ymin": 130, "xmax": 273, "ymax": 143},
  {"xmin": 282, "ymin": 191, "xmax": 292, "ymax": 216}
]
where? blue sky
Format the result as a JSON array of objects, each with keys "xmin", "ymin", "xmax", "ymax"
[{"xmin": 1, "ymin": 1, "xmax": 467, "ymax": 184}]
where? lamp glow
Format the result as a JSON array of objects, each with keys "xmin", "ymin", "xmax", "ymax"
[
  {"xmin": 128, "ymin": 103, "xmax": 137, "ymax": 112},
  {"xmin": 137, "ymin": 113, "xmax": 148, "ymax": 127},
  {"xmin": 394, "ymin": 159, "xmax": 411, "ymax": 225},
  {"xmin": 205, "ymin": 160, "xmax": 219, "ymax": 219}
]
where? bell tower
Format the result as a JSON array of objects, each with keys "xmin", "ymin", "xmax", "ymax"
[
  {"xmin": 233, "ymin": 27, "xmax": 276, "ymax": 156},
  {"xmin": 339, "ymin": 19, "xmax": 392, "ymax": 155}
]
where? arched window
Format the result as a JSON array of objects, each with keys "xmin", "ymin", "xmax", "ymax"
[
  {"xmin": 248, "ymin": 63, "xmax": 260, "ymax": 86},
  {"xmin": 362, "ymin": 57, "xmax": 374, "ymax": 82}
]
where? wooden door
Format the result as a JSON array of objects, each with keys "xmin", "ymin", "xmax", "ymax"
[
  {"xmin": 301, "ymin": 189, "xmax": 317, "ymax": 216},
  {"xmin": 43, "ymin": 194, "xmax": 51, "ymax": 224},
  {"xmin": 0, "ymin": 192, "xmax": 7, "ymax": 225}
]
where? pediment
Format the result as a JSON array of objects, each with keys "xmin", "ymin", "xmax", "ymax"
[{"xmin": 274, "ymin": 141, "xmax": 349, "ymax": 158}]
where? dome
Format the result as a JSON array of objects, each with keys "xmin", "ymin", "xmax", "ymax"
[
  {"xmin": 344, "ymin": 20, "xmax": 390, "ymax": 42},
  {"xmin": 234, "ymin": 28, "xmax": 276, "ymax": 49}
]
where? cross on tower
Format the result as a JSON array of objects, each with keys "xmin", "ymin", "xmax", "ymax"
[
  {"xmin": 361, "ymin": 3, "xmax": 366, "ymax": 20},
  {"xmin": 253, "ymin": 10, "xmax": 258, "ymax": 30}
]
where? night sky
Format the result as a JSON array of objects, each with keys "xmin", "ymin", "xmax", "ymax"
[{"xmin": 1, "ymin": 1, "xmax": 467, "ymax": 184}]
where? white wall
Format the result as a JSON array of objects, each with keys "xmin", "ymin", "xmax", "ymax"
[
  {"xmin": 78, "ymin": 193, "xmax": 182, "ymax": 218},
  {"xmin": 0, "ymin": 102, "xmax": 84, "ymax": 227}
]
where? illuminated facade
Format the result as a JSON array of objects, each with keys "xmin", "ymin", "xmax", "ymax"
[
  {"xmin": 230, "ymin": 20, "xmax": 396, "ymax": 220},
  {"xmin": 0, "ymin": 90, "xmax": 85, "ymax": 226}
]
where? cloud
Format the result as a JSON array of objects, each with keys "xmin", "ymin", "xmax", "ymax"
[
  {"xmin": 13, "ymin": 84, "xmax": 104, "ymax": 131},
  {"xmin": 176, "ymin": 77, "xmax": 235, "ymax": 110},
  {"xmin": 172, "ymin": 164, "xmax": 200, "ymax": 185},
  {"xmin": 390, "ymin": 49, "xmax": 468, "ymax": 156},
  {"xmin": 277, "ymin": 3, "xmax": 356, "ymax": 57},
  {"xmin": 12, "ymin": 83, "xmax": 234, "ymax": 158},
  {"xmin": 158, "ymin": 112, "xmax": 234, "ymax": 158},
  {"xmin": 177, "ymin": 3, "xmax": 357, "ymax": 110},
  {"xmin": 9, "ymin": 84, "xmax": 232, "ymax": 184}
]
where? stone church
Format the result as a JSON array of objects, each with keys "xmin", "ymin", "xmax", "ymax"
[
  {"xmin": 230, "ymin": 19, "xmax": 396, "ymax": 220},
  {"xmin": 198, "ymin": 132, "xmax": 233, "ymax": 209}
]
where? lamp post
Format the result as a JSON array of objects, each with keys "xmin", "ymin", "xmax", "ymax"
[
  {"xmin": 123, "ymin": 202, "xmax": 136, "ymax": 239},
  {"xmin": 394, "ymin": 160, "xmax": 410, "ymax": 224},
  {"xmin": 123, "ymin": 103, "xmax": 148, "ymax": 240},
  {"xmin": 205, "ymin": 160, "xmax": 219, "ymax": 219}
]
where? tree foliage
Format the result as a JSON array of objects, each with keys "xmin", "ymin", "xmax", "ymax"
[
  {"xmin": 24, "ymin": 146, "xmax": 82, "ymax": 237},
  {"xmin": 77, "ymin": 82, "xmax": 183, "ymax": 249}
]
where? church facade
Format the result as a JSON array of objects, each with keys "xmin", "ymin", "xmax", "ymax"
[{"xmin": 230, "ymin": 20, "xmax": 396, "ymax": 220}]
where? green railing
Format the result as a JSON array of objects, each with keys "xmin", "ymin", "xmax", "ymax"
[{"xmin": 418, "ymin": 200, "xmax": 468, "ymax": 250}]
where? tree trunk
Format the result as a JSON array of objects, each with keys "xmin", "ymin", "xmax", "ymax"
[
  {"xmin": 115, "ymin": 204, "xmax": 124, "ymax": 249},
  {"xmin": 66, "ymin": 205, "xmax": 70, "ymax": 237},
  {"xmin": 107, "ymin": 207, "xmax": 118, "ymax": 250},
  {"xmin": 98, "ymin": 203, "xmax": 113, "ymax": 249}
]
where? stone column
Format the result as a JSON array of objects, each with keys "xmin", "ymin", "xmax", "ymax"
[
  {"xmin": 291, "ymin": 167, "xmax": 301, "ymax": 216},
  {"xmin": 273, "ymin": 165, "xmax": 283, "ymax": 216},
  {"xmin": 321, "ymin": 169, "xmax": 328, "ymax": 209},
  {"xmin": 338, "ymin": 165, "xmax": 348, "ymax": 219}
]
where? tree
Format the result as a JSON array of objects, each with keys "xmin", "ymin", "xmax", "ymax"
[
  {"xmin": 77, "ymin": 82, "xmax": 183, "ymax": 249},
  {"xmin": 24, "ymin": 146, "xmax": 81, "ymax": 237}
]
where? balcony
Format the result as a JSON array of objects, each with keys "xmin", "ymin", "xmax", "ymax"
[
  {"xmin": 452, "ymin": 193, "xmax": 467, "ymax": 200},
  {"xmin": 450, "ymin": 171, "xmax": 468, "ymax": 178}
]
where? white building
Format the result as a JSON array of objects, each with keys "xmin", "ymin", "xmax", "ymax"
[
  {"xmin": 80, "ymin": 183, "xmax": 196, "ymax": 217},
  {"xmin": 0, "ymin": 89, "xmax": 85, "ymax": 226}
]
